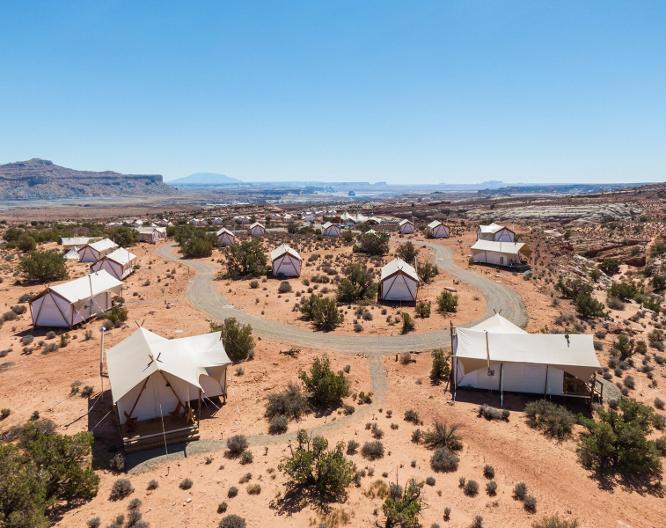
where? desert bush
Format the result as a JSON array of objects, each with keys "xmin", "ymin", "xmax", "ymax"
[
  {"xmin": 19, "ymin": 250, "xmax": 67, "ymax": 283},
  {"xmin": 575, "ymin": 291, "xmax": 605, "ymax": 317},
  {"xmin": 225, "ymin": 239, "xmax": 267, "ymax": 278},
  {"xmin": 513, "ymin": 482, "xmax": 528, "ymax": 500},
  {"xmin": 182, "ymin": 236, "xmax": 213, "ymax": 258},
  {"xmin": 299, "ymin": 355, "xmax": 350, "ymax": 408},
  {"xmin": 147, "ymin": 479, "xmax": 158, "ymax": 490},
  {"xmin": 531, "ymin": 515, "xmax": 579, "ymax": 528},
  {"xmin": 524, "ymin": 495, "xmax": 538, "ymax": 513},
  {"xmin": 423, "ymin": 422, "xmax": 462, "ymax": 451},
  {"xmin": 357, "ymin": 231, "xmax": 389, "ymax": 256},
  {"xmin": 463, "ymin": 479, "xmax": 479, "ymax": 496},
  {"xmin": 110, "ymin": 479, "xmax": 133, "ymax": 500},
  {"xmin": 362, "ymin": 440, "xmax": 385, "ymax": 460},
  {"xmin": 266, "ymin": 383, "xmax": 308, "ymax": 420},
  {"xmin": 219, "ymin": 514, "xmax": 246, "ymax": 528},
  {"xmin": 336, "ymin": 263, "xmax": 377, "ymax": 303},
  {"xmin": 346, "ymin": 439, "xmax": 360, "ymax": 455},
  {"xmin": 299, "ymin": 293, "xmax": 343, "ymax": 330},
  {"xmin": 0, "ymin": 408, "xmax": 10, "ymax": 420},
  {"xmin": 397, "ymin": 241, "xmax": 418, "ymax": 262},
  {"xmin": 401, "ymin": 312, "xmax": 415, "ymax": 334},
  {"xmin": 382, "ymin": 479, "xmax": 422, "ymax": 528},
  {"xmin": 246, "ymin": 483, "xmax": 261, "ymax": 495},
  {"xmin": 478, "ymin": 404, "xmax": 509, "ymax": 421},
  {"xmin": 578, "ymin": 398, "xmax": 662, "ymax": 481},
  {"xmin": 419, "ymin": 261, "xmax": 439, "ymax": 284},
  {"xmin": 425, "ymin": 476, "xmax": 436, "ymax": 486},
  {"xmin": 436, "ymin": 290, "xmax": 458, "ymax": 313},
  {"xmin": 415, "ymin": 300, "xmax": 431, "ymax": 318},
  {"xmin": 109, "ymin": 452, "xmax": 125, "ymax": 473},
  {"xmin": 226, "ymin": 435, "xmax": 248, "ymax": 457},
  {"xmin": 179, "ymin": 478, "xmax": 193, "ymax": 490},
  {"xmin": 268, "ymin": 415, "xmax": 288, "ymax": 434},
  {"xmin": 486, "ymin": 480, "xmax": 497, "ymax": 496},
  {"xmin": 430, "ymin": 447, "xmax": 459, "ymax": 472},
  {"xmin": 277, "ymin": 281, "xmax": 292, "ymax": 294},
  {"xmin": 211, "ymin": 318, "xmax": 254, "ymax": 362},
  {"xmin": 240, "ymin": 450, "xmax": 254, "ymax": 465},
  {"xmin": 524, "ymin": 400, "xmax": 575, "ymax": 440},
  {"xmin": 279, "ymin": 429, "xmax": 355, "ymax": 500},
  {"xmin": 404, "ymin": 409, "xmax": 420, "ymax": 424},
  {"xmin": 429, "ymin": 348, "xmax": 449, "ymax": 384},
  {"xmin": 86, "ymin": 516, "xmax": 101, "ymax": 528},
  {"xmin": 227, "ymin": 486, "xmax": 238, "ymax": 498},
  {"xmin": 483, "ymin": 465, "xmax": 495, "ymax": 479},
  {"xmin": 599, "ymin": 258, "xmax": 620, "ymax": 276}
]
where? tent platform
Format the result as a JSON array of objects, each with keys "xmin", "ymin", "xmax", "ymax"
[{"xmin": 122, "ymin": 415, "xmax": 199, "ymax": 453}]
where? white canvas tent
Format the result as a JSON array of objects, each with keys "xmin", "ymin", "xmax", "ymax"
[
  {"xmin": 216, "ymin": 227, "xmax": 236, "ymax": 247},
  {"xmin": 136, "ymin": 226, "xmax": 167, "ymax": 244},
  {"xmin": 477, "ymin": 223, "xmax": 515, "ymax": 242},
  {"xmin": 60, "ymin": 236, "xmax": 91, "ymax": 250},
  {"xmin": 271, "ymin": 244, "xmax": 302, "ymax": 278},
  {"xmin": 106, "ymin": 327, "xmax": 231, "ymax": 426},
  {"xmin": 453, "ymin": 314, "xmax": 601, "ymax": 404},
  {"xmin": 398, "ymin": 219, "xmax": 415, "ymax": 234},
  {"xmin": 78, "ymin": 238, "xmax": 119, "ymax": 263},
  {"xmin": 321, "ymin": 222, "xmax": 341, "ymax": 237},
  {"xmin": 470, "ymin": 239, "xmax": 527, "ymax": 267},
  {"xmin": 91, "ymin": 247, "xmax": 137, "ymax": 280},
  {"xmin": 249, "ymin": 222, "xmax": 266, "ymax": 237},
  {"xmin": 379, "ymin": 258, "xmax": 419, "ymax": 302},
  {"xmin": 64, "ymin": 248, "xmax": 80, "ymax": 260},
  {"xmin": 30, "ymin": 270, "xmax": 123, "ymax": 328},
  {"xmin": 427, "ymin": 220, "xmax": 449, "ymax": 238}
]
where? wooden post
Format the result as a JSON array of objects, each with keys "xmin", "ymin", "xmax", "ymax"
[
  {"xmin": 499, "ymin": 363, "xmax": 504, "ymax": 408},
  {"xmin": 543, "ymin": 365, "xmax": 549, "ymax": 397}
]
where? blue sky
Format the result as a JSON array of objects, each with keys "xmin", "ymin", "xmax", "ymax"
[{"xmin": 1, "ymin": 1, "xmax": 665, "ymax": 184}]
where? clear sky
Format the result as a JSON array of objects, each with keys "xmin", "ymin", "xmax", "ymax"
[{"xmin": 1, "ymin": 1, "xmax": 665, "ymax": 184}]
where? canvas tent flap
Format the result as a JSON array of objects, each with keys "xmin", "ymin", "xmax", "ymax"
[{"xmin": 106, "ymin": 327, "xmax": 231, "ymax": 403}]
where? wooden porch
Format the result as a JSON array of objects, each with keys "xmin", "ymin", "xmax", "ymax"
[{"xmin": 121, "ymin": 413, "xmax": 200, "ymax": 453}]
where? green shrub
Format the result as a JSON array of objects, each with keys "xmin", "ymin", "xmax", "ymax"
[
  {"xmin": 17, "ymin": 234, "xmax": 37, "ymax": 252},
  {"xmin": 265, "ymin": 383, "xmax": 308, "ymax": 420},
  {"xmin": 513, "ymin": 482, "xmax": 528, "ymax": 500},
  {"xmin": 415, "ymin": 300, "xmax": 431, "ymax": 318},
  {"xmin": 219, "ymin": 514, "xmax": 246, "ymax": 528},
  {"xmin": 423, "ymin": 422, "xmax": 462, "ymax": 451},
  {"xmin": 226, "ymin": 435, "xmax": 248, "ymax": 457},
  {"xmin": 419, "ymin": 262, "xmax": 439, "ymax": 284},
  {"xmin": 531, "ymin": 515, "xmax": 579, "ymax": 528},
  {"xmin": 575, "ymin": 291, "xmax": 605, "ymax": 317},
  {"xmin": 430, "ymin": 448, "xmax": 459, "ymax": 472},
  {"xmin": 108, "ymin": 226, "xmax": 138, "ymax": 247},
  {"xmin": 401, "ymin": 312, "xmax": 415, "ymax": 334},
  {"xmin": 361, "ymin": 441, "xmax": 385, "ymax": 460},
  {"xmin": 19, "ymin": 250, "xmax": 67, "ymax": 283},
  {"xmin": 299, "ymin": 355, "xmax": 350, "ymax": 408},
  {"xmin": 224, "ymin": 239, "xmax": 267, "ymax": 278},
  {"xmin": 336, "ymin": 263, "xmax": 377, "ymax": 303},
  {"xmin": 599, "ymin": 258, "xmax": 620, "ymax": 276},
  {"xmin": 110, "ymin": 479, "xmax": 133, "ymax": 500},
  {"xmin": 429, "ymin": 348, "xmax": 449, "ymax": 384},
  {"xmin": 212, "ymin": 318, "xmax": 255, "ymax": 363},
  {"xmin": 382, "ymin": 479, "xmax": 422, "ymax": 528},
  {"xmin": 397, "ymin": 242, "xmax": 418, "ymax": 262},
  {"xmin": 299, "ymin": 294, "xmax": 343, "ymax": 331},
  {"xmin": 357, "ymin": 231, "xmax": 389, "ymax": 256},
  {"xmin": 277, "ymin": 281, "xmax": 292, "ymax": 293},
  {"xmin": 182, "ymin": 236, "xmax": 213, "ymax": 258},
  {"xmin": 463, "ymin": 479, "xmax": 478, "ymax": 496},
  {"xmin": 578, "ymin": 398, "xmax": 662, "ymax": 481},
  {"xmin": 179, "ymin": 478, "xmax": 193, "ymax": 490},
  {"xmin": 278, "ymin": 429, "xmax": 355, "ymax": 500},
  {"xmin": 436, "ymin": 290, "xmax": 458, "ymax": 314},
  {"xmin": 524, "ymin": 400, "xmax": 576, "ymax": 440}
]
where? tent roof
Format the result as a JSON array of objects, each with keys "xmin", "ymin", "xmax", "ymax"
[
  {"xmin": 322, "ymin": 221, "xmax": 334, "ymax": 229},
  {"xmin": 271, "ymin": 243, "xmax": 301, "ymax": 262},
  {"xmin": 455, "ymin": 326, "xmax": 600, "ymax": 377},
  {"xmin": 61, "ymin": 236, "xmax": 90, "ymax": 246},
  {"xmin": 216, "ymin": 227, "xmax": 235, "ymax": 237},
  {"xmin": 399, "ymin": 219, "xmax": 413, "ymax": 226},
  {"xmin": 471, "ymin": 239, "xmax": 526, "ymax": 255},
  {"xmin": 427, "ymin": 220, "xmax": 442, "ymax": 229},
  {"xmin": 64, "ymin": 248, "xmax": 80, "ymax": 260},
  {"xmin": 478, "ymin": 222, "xmax": 507, "ymax": 234},
  {"xmin": 380, "ymin": 258, "xmax": 419, "ymax": 282},
  {"xmin": 250, "ymin": 221, "xmax": 265, "ymax": 229},
  {"xmin": 468, "ymin": 313, "xmax": 527, "ymax": 334},
  {"xmin": 106, "ymin": 327, "xmax": 232, "ymax": 402},
  {"xmin": 47, "ymin": 270, "xmax": 123, "ymax": 303},
  {"xmin": 85, "ymin": 238, "xmax": 118, "ymax": 253},
  {"xmin": 104, "ymin": 248, "xmax": 137, "ymax": 266},
  {"xmin": 136, "ymin": 226, "xmax": 166, "ymax": 234}
]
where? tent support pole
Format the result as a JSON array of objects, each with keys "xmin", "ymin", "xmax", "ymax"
[
  {"xmin": 157, "ymin": 371, "xmax": 188, "ymax": 413},
  {"xmin": 125, "ymin": 378, "xmax": 150, "ymax": 421},
  {"xmin": 499, "ymin": 363, "xmax": 504, "ymax": 408},
  {"xmin": 197, "ymin": 389, "xmax": 201, "ymax": 427},
  {"xmin": 543, "ymin": 365, "xmax": 549, "ymax": 397}
]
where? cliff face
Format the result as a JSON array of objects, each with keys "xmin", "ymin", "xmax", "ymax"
[{"xmin": 0, "ymin": 158, "xmax": 176, "ymax": 200}]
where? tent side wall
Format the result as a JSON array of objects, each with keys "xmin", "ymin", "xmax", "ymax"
[
  {"xmin": 380, "ymin": 272, "xmax": 417, "ymax": 302},
  {"xmin": 495, "ymin": 229, "xmax": 515, "ymax": 242},
  {"xmin": 31, "ymin": 292, "xmax": 73, "ymax": 328},
  {"xmin": 273, "ymin": 254, "xmax": 301, "ymax": 277},
  {"xmin": 457, "ymin": 361, "xmax": 567, "ymax": 396},
  {"xmin": 78, "ymin": 247, "xmax": 99, "ymax": 263},
  {"xmin": 399, "ymin": 223, "xmax": 415, "ymax": 234},
  {"xmin": 471, "ymin": 249, "xmax": 521, "ymax": 267},
  {"xmin": 71, "ymin": 291, "xmax": 115, "ymax": 326}
]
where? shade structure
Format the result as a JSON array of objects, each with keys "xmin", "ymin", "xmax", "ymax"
[
  {"xmin": 30, "ymin": 270, "xmax": 123, "ymax": 328},
  {"xmin": 453, "ymin": 314, "xmax": 600, "ymax": 399},
  {"xmin": 106, "ymin": 327, "xmax": 231, "ymax": 424}
]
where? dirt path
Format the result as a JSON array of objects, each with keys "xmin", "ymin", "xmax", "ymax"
[
  {"xmin": 155, "ymin": 241, "xmax": 527, "ymax": 355},
  {"xmin": 129, "ymin": 242, "xmax": 527, "ymax": 472}
]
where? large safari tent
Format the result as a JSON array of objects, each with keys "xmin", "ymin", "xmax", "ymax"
[
  {"xmin": 379, "ymin": 258, "xmax": 419, "ymax": 303},
  {"xmin": 470, "ymin": 239, "xmax": 528, "ymax": 267},
  {"xmin": 91, "ymin": 247, "xmax": 137, "ymax": 280},
  {"xmin": 215, "ymin": 227, "xmax": 236, "ymax": 247},
  {"xmin": 271, "ymin": 244, "xmax": 302, "ymax": 278},
  {"xmin": 105, "ymin": 327, "xmax": 231, "ymax": 451},
  {"xmin": 30, "ymin": 270, "xmax": 123, "ymax": 328},
  {"xmin": 452, "ymin": 314, "xmax": 602, "ymax": 405},
  {"xmin": 78, "ymin": 238, "xmax": 119, "ymax": 263}
]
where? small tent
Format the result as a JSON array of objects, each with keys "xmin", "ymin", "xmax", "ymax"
[
  {"xmin": 78, "ymin": 238, "xmax": 119, "ymax": 263},
  {"xmin": 136, "ymin": 226, "xmax": 167, "ymax": 244},
  {"xmin": 427, "ymin": 220, "xmax": 449, "ymax": 239},
  {"xmin": 321, "ymin": 222, "xmax": 341, "ymax": 237},
  {"xmin": 91, "ymin": 247, "xmax": 137, "ymax": 280},
  {"xmin": 249, "ymin": 222, "xmax": 266, "ymax": 237},
  {"xmin": 106, "ymin": 327, "xmax": 231, "ymax": 450},
  {"xmin": 30, "ymin": 270, "xmax": 123, "ymax": 328},
  {"xmin": 271, "ymin": 244, "xmax": 302, "ymax": 278},
  {"xmin": 470, "ymin": 240, "xmax": 527, "ymax": 267},
  {"xmin": 64, "ymin": 248, "xmax": 80, "ymax": 260},
  {"xmin": 398, "ymin": 219, "xmax": 415, "ymax": 234},
  {"xmin": 60, "ymin": 236, "xmax": 91, "ymax": 250},
  {"xmin": 453, "ymin": 314, "xmax": 600, "ymax": 403},
  {"xmin": 379, "ymin": 258, "xmax": 419, "ymax": 303},
  {"xmin": 477, "ymin": 223, "xmax": 515, "ymax": 242},
  {"xmin": 216, "ymin": 227, "xmax": 236, "ymax": 247}
]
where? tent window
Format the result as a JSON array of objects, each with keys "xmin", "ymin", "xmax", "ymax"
[{"xmin": 563, "ymin": 372, "xmax": 587, "ymax": 395}]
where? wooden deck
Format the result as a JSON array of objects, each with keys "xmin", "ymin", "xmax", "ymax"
[{"xmin": 122, "ymin": 414, "xmax": 199, "ymax": 453}]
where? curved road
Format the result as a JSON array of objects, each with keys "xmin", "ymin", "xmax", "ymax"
[
  {"xmin": 155, "ymin": 241, "xmax": 527, "ymax": 355},
  {"xmin": 129, "ymin": 241, "xmax": 527, "ymax": 472}
]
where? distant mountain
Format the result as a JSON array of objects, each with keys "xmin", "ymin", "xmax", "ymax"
[
  {"xmin": 0, "ymin": 158, "xmax": 175, "ymax": 201},
  {"xmin": 170, "ymin": 172, "xmax": 242, "ymax": 186}
]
